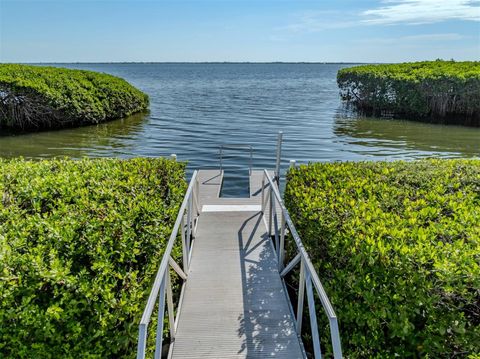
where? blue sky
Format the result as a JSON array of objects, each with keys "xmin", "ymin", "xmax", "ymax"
[{"xmin": 1, "ymin": 0, "xmax": 479, "ymax": 63}]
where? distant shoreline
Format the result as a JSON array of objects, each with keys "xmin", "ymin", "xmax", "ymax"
[{"xmin": 5, "ymin": 61, "xmax": 370, "ymax": 65}]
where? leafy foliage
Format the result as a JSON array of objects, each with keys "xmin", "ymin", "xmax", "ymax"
[
  {"xmin": 0, "ymin": 158, "xmax": 186, "ymax": 358},
  {"xmin": 0, "ymin": 64, "xmax": 149, "ymax": 130},
  {"xmin": 337, "ymin": 61, "xmax": 480, "ymax": 126},
  {"xmin": 285, "ymin": 159, "xmax": 480, "ymax": 358}
]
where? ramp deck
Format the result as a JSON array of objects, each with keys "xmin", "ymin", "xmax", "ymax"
[{"xmin": 170, "ymin": 170, "xmax": 304, "ymax": 358}]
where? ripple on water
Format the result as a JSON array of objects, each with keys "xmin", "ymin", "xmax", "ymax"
[{"xmin": 0, "ymin": 63, "xmax": 478, "ymax": 189}]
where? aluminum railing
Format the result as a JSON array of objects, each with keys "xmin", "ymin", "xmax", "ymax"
[
  {"xmin": 136, "ymin": 170, "xmax": 200, "ymax": 359},
  {"xmin": 261, "ymin": 169, "xmax": 343, "ymax": 359},
  {"xmin": 219, "ymin": 144, "xmax": 253, "ymax": 175}
]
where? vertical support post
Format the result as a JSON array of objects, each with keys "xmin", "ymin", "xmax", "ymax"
[
  {"xmin": 166, "ymin": 269, "xmax": 175, "ymax": 340},
  {"xmin": 136, "ymin": 324, "xmax": 147, "ymax": 359},
  {"xmin": 249, "ymin": 145, "xmax": 253, "ymax": 176},
  {"xmin": 261, "ymin": 175, "xmax": 266, "ymax": 213},
  {"xmin": 195, "ymin": 178, "xmax": 200, "ymax": 215},
  {"xmin": 306, "ymin": 272, "xmax": 322, "ymax": 359},
  {"xmin": 187, "ymin": 196, "xmax": 192, "ymax": 253},
  {"xmin": 154, "ymin": 274, "xmax": 167, "ymax": 359},
  {"xmin": 330, "ymin": 317, "xmax": 343, "ymax": 359},
  {"xmin": 290, "ymin": 159, "xmax": 296, "ymax": 169},
  {"xmin": 268, "ymin": 186, "xmax": 273, "ymax": 237},
  {"xmin": 219, "ymin": 147, "xmax": 223, "ymax": 175},
  {"xmin": 275, "ymin": 131, "xmax": 283, "ymax": 186},
  {"xmin": 181, "ymin": 217, "xmax": 188, "ymax": 271},
  {"xmin": 192, "ymin": 179, "xmax": 200, "ymax": 236},
  {"xmin": 279, "ymin": 211, "xmax": 286, "ymax": 270},
  {"xmin": 296, "ymin": 259, "xmax": 306, "ymax": 333}
]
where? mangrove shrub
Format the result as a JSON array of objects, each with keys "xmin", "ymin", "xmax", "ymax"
[
  {"xmin": 0, "ymin": 158, "xmax": 186, "ymax": 358},
  {"xmin": 0, "ymin": 64, "xmax": 149, "ymax": 130},
  {"xmin": 337, "ymin": 61, "xmax": 480, "ymax": 126},
  {"xmin": 285, "ymin": 159, "xmax": 480, "ymax": 358}
]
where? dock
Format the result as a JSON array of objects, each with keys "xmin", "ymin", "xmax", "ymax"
[
  {"xmin": 171, "ymin": 170, "xmax": 304, "ymax": 358},
  {"xmin": 136, "ymin": 167, "xmax": 343, "ymax": 359}
]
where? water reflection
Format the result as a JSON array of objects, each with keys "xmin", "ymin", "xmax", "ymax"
[
  {"xmin": 334, "ymin": 114, "xmax": 480, "ymax": 158},
  {"xmin": 0, "ymin": 112, "xmax": 148, "ymax": 158}
]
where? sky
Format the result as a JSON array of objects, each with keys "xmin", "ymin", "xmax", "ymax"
[{"xmin": 0, "ymin": 0, "xmax": 479, "ymax": 63}]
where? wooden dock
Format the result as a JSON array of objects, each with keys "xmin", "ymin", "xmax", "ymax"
[{"xmin": 170, "ymin": 170, "xmax": 305, "ymax": 358}]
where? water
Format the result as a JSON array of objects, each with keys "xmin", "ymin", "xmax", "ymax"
[{"xmin": 1, "ymin": 63, "xmax": 478, "ymax": 188}]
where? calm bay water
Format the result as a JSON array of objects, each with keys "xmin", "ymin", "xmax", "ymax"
[{"xmin": 1, "ymin": 63, "xmax": 478, "ymax": 184}]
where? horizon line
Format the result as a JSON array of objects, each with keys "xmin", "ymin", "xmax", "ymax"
[{"xmin": 2, "ymin": 61, "xmax": 373, "ymax": 65}]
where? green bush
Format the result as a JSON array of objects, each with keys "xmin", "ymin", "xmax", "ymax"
[
  {"xmin": 337, "ymin": 61, "xmax": 480, "ymax": 126},
  {"xmin": 285, "ymin": 159, "xmax": 480, "ymax": 358},
  {"xmin": 0, "ymin": 64, "xmax": 149, "ymax": 130},
  {"xmin": 0, "ymin": 158, "xmax": 186, "ymax": 358}
]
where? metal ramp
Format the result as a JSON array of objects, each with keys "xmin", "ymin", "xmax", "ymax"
[
  {"xmin": 170, "ymin": 170, "xmax": 303, "ymax": 358},
  {"xmin": 172, "ymin": 210, "xmax": 302, "ymax": 358},
  {"xmin": 136, "ymin": 138, "xmax": 342, "ymax": 359}
]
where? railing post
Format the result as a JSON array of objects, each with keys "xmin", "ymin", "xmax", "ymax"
[
  {"xmin": 249, "ymin": 145, "xmax": 253, "ymax": 176},
  {"xmin": 296, "ymin": 259, "xmax": 306, "ymax": 333},
  {"xmin": 170, "ymin": 154, "xmax": 177, "ymax": 161},
  {"xmin": 275, "ymin": 131, "xmax": 283, "ymax": 186},
  {"xmin": 166, "ymin": 269, "xmax": 175, "ymax": 341},
  {"xmin": 219, "ymin": 147, "xmax": 223, "ymax": 175},
  {"xmin": 330, "ymin": 317, "xmax": 343, "ymax": 359},
  {"xmin": 181, "ymin": 216, "xmax": 188, "ymax": 271},
  {"xmin": 268, "ymin": 186, "xmax": 273, "ymax": 237},
  {"xmin": 290, "ymin": 159, "xmax": 296, "ymax": 169},
  {"xmin": 192, "ymin": 179, "xmax": 200, "ymax": 236},
  {"xmin": 154, "ymin": 274, "xmax": 167, "ymax": 359},
  {"xmin": 279, "ymin": 211, "xmax": 286, "ymax": 270},
  {"xmin": 187, "ymin": 195, "xmax": 192, "ymax": 244},
  {"xmin": 306, "ymin": 271, "xmax": 322, "ymax": 359},
  {"xmin": 261, "ymin": 175, "xmax": 266, "ymax": 213},
  {"xmin": 136, "ymin": 324, "xmax": 147, "ymax": 359},
  {"xmin": 195, "ymin": 178, "xmax": 200, "ymax": 215}
]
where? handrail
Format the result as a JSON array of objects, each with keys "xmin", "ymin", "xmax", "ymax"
[
  {"xmin": 137, "ymin": 170, "xmax": 199, "ymax": 359},
  {"xmin": 219, "ymin": 144, "xmax": 253, "ymax": 176},
  {"xmin": 261, "ymin": 169, "xmax": 343, "ymax": 359}
]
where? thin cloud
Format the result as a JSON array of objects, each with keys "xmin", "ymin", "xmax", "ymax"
[
  {"xmin": 362, "ymin": 0, "xmax": 480, "ymax": 25},
  {"xmin": 401, "ymin": 33, "xmax": 466, "ymax": 40},
  {"xmin": 284, "ymin": 1, "xmax": 479, "ymax": 34},
  {"xmin": 356, "ymin": 33, "xmax": 466, "ymax": 44}
]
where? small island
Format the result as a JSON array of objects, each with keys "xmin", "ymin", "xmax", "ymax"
[
  {"xmin": 0, "ymin": 64, "xmax": 149, "ymax": 131},
  {"xmin": 337, "ymin": 61, "xmax": 480, "ymax": 127}
]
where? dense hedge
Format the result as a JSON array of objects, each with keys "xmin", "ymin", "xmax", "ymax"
[
  {"xmin": 0, "ymin": 158, "xmax": 186, "ymax": 358},
  {"xmin": 285, "ymin": 159, "xmax": 480, "ymax": 358},
  {"xmin": 0, "ymin": 64, "xmax": 149, "ymax": 130},
  {"xmin": 337, "ymin": 61, "xmax": 480, "ymax": 126}
]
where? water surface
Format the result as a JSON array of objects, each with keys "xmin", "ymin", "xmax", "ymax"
[{"xmin": 1, "ymin": 64, "xmax": 478, "ymax": 182}]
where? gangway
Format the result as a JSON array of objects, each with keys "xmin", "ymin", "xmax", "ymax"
[{"xmin": 136, "ymin": 139, "xmax": 342, "ymax": 358}]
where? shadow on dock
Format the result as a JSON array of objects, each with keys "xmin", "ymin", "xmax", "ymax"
[{"xmin": 237, "ymin": 212, "xmax": 302, "ymax": 358}]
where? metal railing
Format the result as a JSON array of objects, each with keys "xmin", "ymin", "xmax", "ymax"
[
  {"xmin": 136, "ymin": 170, "xmax": 200, "ymax": 359},
  {"xmin": 219, "ymin": 144, "xmax": 253, "ymax": 175},
  {"xmin": 261, "ymin": 169, "xmax": 343, "ymax": 359}
]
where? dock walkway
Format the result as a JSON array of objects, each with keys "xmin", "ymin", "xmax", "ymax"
[{"xmin": 170, "ymin": 170, "xmax": 305, "ymax": 358}]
